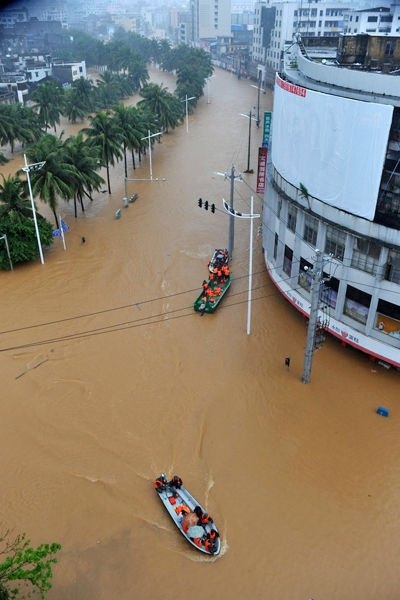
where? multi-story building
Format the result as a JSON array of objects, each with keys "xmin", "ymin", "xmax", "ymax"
[
  {"xmin": 198, "ymin": 0, "xmax": 232, "ymax": 39},
  {"xmin": 262, "ymin": 34, "xmax": 400, "ymax": 368},
  {"xmin": 251, "ymin": 1, "xmax": 392, "ymax": 87},
  {"xmin": 344, "ymin": 4, "xmax": 400, "ymax": 35}
]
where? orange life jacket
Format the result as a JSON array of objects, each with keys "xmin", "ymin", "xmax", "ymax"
[
  {"xmin": 205, "ymin": 538, "xmax": 214, "ymax": 552},
  {"xmin": 192, "ymin": 537, "xmax": 203, "ymax": 547},
  {"xmin": 175, "ymin": 505, "xmax": 190, "ymax": 515}
]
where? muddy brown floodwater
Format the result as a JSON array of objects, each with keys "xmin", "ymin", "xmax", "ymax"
[{"xmin": 1, "ymin": 67, "xmax": 400, "ymax": 600}]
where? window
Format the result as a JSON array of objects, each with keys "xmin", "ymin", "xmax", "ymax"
[
  {"xmin": 298, "ymin": 257, "xmax": 313, "ymax": 291},
  {"xmin": 325, "ymin": 225, "xmax": 346, "ymax": 261},
  {"xmin": 303, "ymin": 214, "xmax": 318, "ymax": 246},
  {"xmin": 385, "ymin": 41, "xmax": 394, "ymax": 57},
  {"xmin": 375, "ymin": 299, "xmax": 400, "ymax": 338},
  {"xmin": 351, "ymin": 238, "xmax": 381, "ymax": 274},
  {"xmin": 367, "ymin": 16, "xmax": 378, "ymax": 22},
  {"xmin": 287, "ymin": 204, "xmax": 297, "ymax": 233},
  {"xmin": 321, "ymin": 275, "xmax": 339, "ymax": 308},
  {"xmin": 343, "ymin": 285, "xmax": 371, "ymax": 325},
  {"xmin": 385, "ymin": 248, "xmax": 400, "ymax": 284},
  {"xmin": 283, "ymin": 245, "xmax": 293, "ymax": 276},
  {"xmin": 273, "ymin": 233, "xmax": 278, "ymax": 260}
]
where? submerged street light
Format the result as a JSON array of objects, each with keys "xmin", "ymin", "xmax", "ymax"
[
  {"xmin": 22, "ymin": 154, "xmax": 45, "ymax": 265},
  {"xmin": 181, "ymin": 94, "xmax": 196, "ymax": 133}
]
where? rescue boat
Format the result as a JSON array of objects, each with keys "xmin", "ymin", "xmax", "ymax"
[
  {"xmin": 208, "ymin": 248, "xmax": 229, "ymax": 273},
  {"xmin": 193, "ymin": 274, "xmax": 232, "ymax": 314},
  {"xmin": 154, "ymin": 474, "xmax": 221, "ymax": 556}
]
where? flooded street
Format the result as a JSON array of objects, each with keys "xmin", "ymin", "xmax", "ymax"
[{"xmin": 1, "ymin": 67, "xmax": 400, "ymax": 600}]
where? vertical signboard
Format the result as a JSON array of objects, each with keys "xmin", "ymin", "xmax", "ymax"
[
  {"xmin": 262, "ymin": 111, "xmax": 272, "ymax": 148},
  {"xmin": 256, "ymin": 147, "xmax": 268, "ymax": 194}
]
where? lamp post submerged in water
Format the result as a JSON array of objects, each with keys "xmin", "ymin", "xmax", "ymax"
[{"xmin": 22, "ymin": 154, "xmax": 46, "ymax": 265}]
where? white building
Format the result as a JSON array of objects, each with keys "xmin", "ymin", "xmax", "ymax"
[
  {"xmin": 251, "ymin": 0, "xmax": 393, "ymax": 83},
  {"xmin": 344, "ymin": 4, "xmax": 399, "ymax": 35},
  {"xmin": 198, "ymin": 0, "xmax": 232, "ymax": 39},
  {"xmin": 262, "ymin": 36, "xmax": 400, "ymax": 369}
]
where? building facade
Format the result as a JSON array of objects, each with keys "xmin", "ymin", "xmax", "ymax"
[{"xmin": 262, "ymin": 35, "xmax": 400, "ymax": 368}]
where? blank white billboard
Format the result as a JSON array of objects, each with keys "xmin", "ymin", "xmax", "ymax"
[{"xmin": 271, "ymin": 75, "xmax": 393, "ymax": 221}]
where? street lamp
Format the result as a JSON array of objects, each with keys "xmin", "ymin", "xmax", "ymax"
[
  {"xmin": 141, "ymin": 129, "xmax": 163, "ymax": 181},
  {"xmin": 223, "ymin": 196, "xmax": 260, "ymax": 335},
  {"xmin": 250, "ymin": 71, "xmax": 262, "ymax": 128},
  {"xmin": 22, "ymin": 154, "xmax": 45, "ymax": 265},
  {"xmin": 240, "ymin": 109, "xmax": 258, "ymax": 173},
  {"xmin": 181, "ymin": 94, "xmax": 196, "ymax": 133},
  {"xmin": 0, "ymin": 233, "xmax": 13, "ymax": 270}
]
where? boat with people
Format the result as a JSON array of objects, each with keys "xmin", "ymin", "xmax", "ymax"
[
  {"xmin": 208, "ymin": 248, "xmax": 229, "ymax": 273},
  {"xmin": 154, "ymin": 474, "xmax": 221, "ymax": 556},
  {"xmin": 193, "ymin": 274, "xmax": 232, "ymax": 314}
]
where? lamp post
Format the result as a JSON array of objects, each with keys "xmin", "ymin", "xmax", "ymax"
[
  {"xmin": 181, "ymin": 95, "xmax": 196, "ymax": 133},
  {"xmin": 240, "ymin": 109, "xmax": 257, "ymax": 174},
  {"xmin": 22, "ymin": 154, "xmax": 45, "ymax": 265},
  {"xmin": 0, "ymin": 233, "xmax": 13, "ymax": 271},
  {"xmin": 223, "ymin": 196, "xmax": 260, "ymax": 335},
  {"xmin": 250, "ymin": 71, "xmax": 262, "ymax": 128},
  {"xmin": 141, "ymin": 129, "xmax": 163, "ymax": 181}
]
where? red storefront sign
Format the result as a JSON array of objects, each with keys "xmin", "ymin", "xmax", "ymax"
[{"xmin": 256, "ymin": 147, "xmax": 268, "ymax": 194}]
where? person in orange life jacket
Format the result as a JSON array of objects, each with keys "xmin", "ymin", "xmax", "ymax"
[
  {"xmin": 200, "ymin": 512, "xmax": 213, "ymax": 525},
  {"xmin": 207, "ymin": 529, "xmax": 219, "ymax": 541},
  {"xmin": 175, "ymin": 505, "xmax": 190, "ymax": 516},
  {"xmin": 169, "ymin": 475, "xmax": 183, "ymax": 489},
  {"xmin": 194, "ymin": 505, "xmax": 213, "ymax": 526},
  {"xmin": 191, "ymin": 537, "xmax": 203, "ymax": 548},
  {"xmin": 154, "ymin": 476, "xmax": 166, "ymax": 492},
  {"xmin": 202, "ymin": 280, "xmax": 208, "ymax": 292},
  {"xmin": 204, "ymin": 538, "xmax": 215, "ymax": 553}
]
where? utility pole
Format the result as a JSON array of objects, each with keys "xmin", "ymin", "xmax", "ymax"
[
  {"xmin": 256, "ymin": 71, "xmax": 261, "ymax": 128},
  {"xmin": 216, "ymin": 165, "xmax": 242, "ymax": 259},
  {"xmin": 227, "ymin": 165, "xmax": 242, "ymax": 259},
  {"xmin": 244, "ymin": 109, "xmax": 253, "ymax": 174},
  {"xmin": 301, "ymin": 249, "xmax": 324, "ymax": 384}
]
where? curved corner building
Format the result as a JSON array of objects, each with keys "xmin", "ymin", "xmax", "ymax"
[{"xmin": 263, "ymin": 35, "xmax": 400, "ymax": 368}]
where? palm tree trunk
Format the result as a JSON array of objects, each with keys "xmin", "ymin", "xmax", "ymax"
[
  {"xmin": 106, "ymin": 163, "xmax": 111, "ymax": 194},
  {"xmin": 73, "ymin": 196, "xmax": 78, "ymax": 218},
  {"xmin": 124, "ymin": 142, "xmax": 128, "ymax": 178}
]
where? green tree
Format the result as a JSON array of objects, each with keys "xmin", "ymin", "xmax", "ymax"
[
  {"xmin": 0, "ymin": 528, "xmax": 61, "ymax": 598},
  {"xmin": 63, "ymin": 88, "xmax": 87, "ymax": 124},
  {"xmin": 25, "ymin": 133, "xmax": 77, "ymax": 226},
  {"xmin": 0, "ymin": 174, "xmax": 32, "ymax": 218},
  {"xmin": 31, "ymin": 81, "xmax": 65, "ymax": 132},
  {"xmin": 83, "ymin": 111, "xmax": 123, "ymax": 194},
  {"xmin": 63, "ymin": 132, "xmax": 105, "ymax": 216},
  {"xmin": 139, "ymin": 83, "xmax": 182, "ymax": 133}
]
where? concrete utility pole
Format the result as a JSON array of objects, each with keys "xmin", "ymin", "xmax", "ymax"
[
  {"xmin": 301, "ymin": 249, "xmax": 324, "ymax": 384},
  {"xmin": 216, "ymin": 165, "xmax": 242, "ymax": 259},
  {"xmin": 227, "ymin": 165, "xmax": 242, "ymax": 259}
]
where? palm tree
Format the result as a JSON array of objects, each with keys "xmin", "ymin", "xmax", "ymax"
[
  {"xmin": 63, "ymin": 132, "xmax": 105, "ymax": 217},
  {"xmin": 31, "ymin": 81, "xmax": 65, "ymax": 132},
  {"xmin": 24, "ymin": 133, "xmax": 77, "ymax": 226},
  {"xmin": 82, "ymin": 111, "xmax": 123, "ymax": 194},
  {"xmin": 0, "ymin": 174, "xmax": 32, "ymax": 218},
  {"xmin": 63, "ymin": 89, "xmax": 87, "ymax": 124},
  {"xmin": 139, "ymin": 83, "xmax": 182, "ymax": 133},
  {"xmin": 126, "ymin": 55, "xmax": 149, "ymax": 91},
  {"xmin": 71, "ymin": 77, "xmax": 94, "ymax": 112}
]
